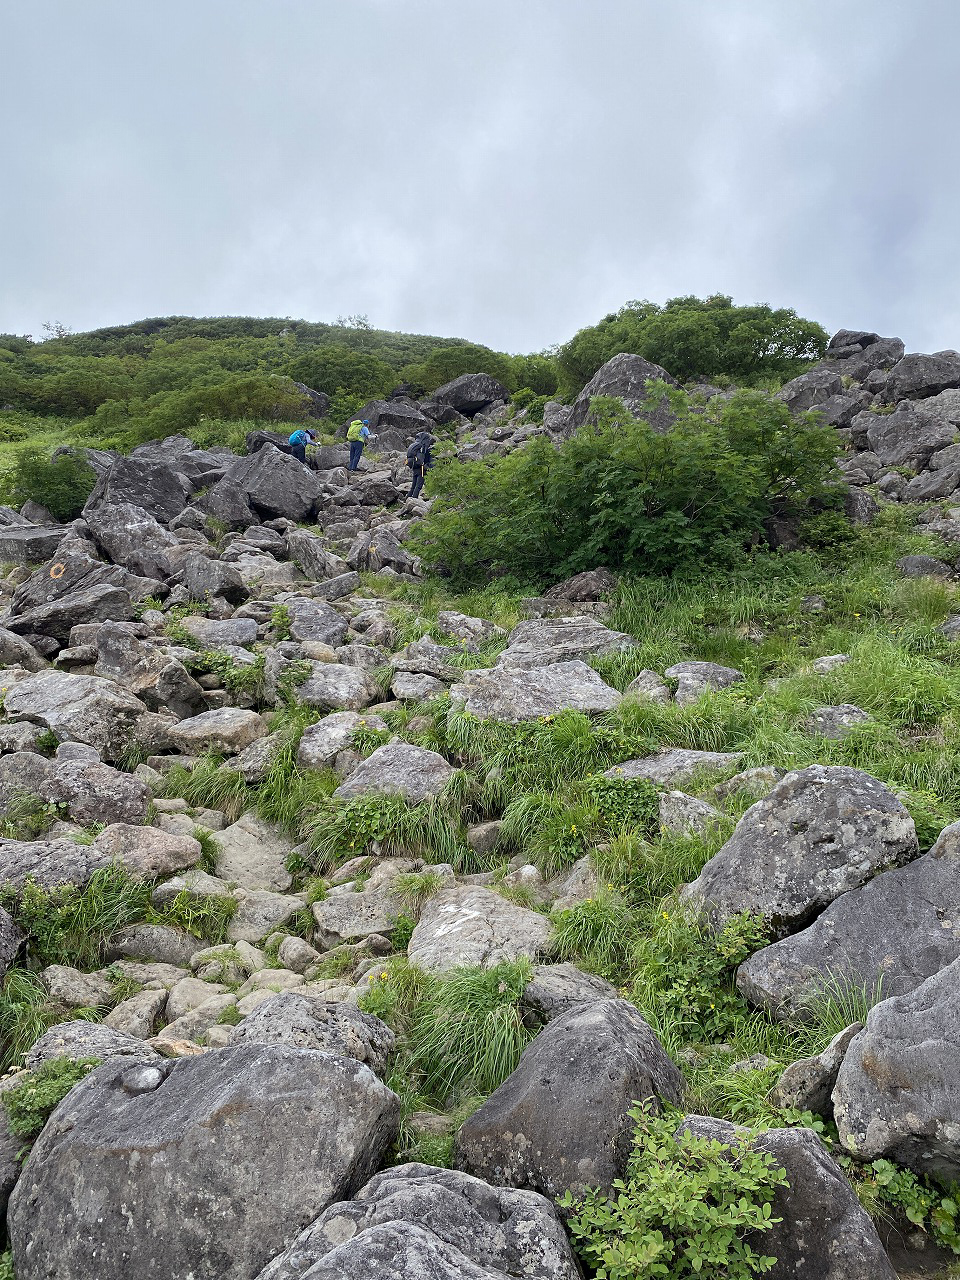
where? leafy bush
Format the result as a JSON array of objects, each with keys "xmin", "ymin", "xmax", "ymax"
[
  {"xmin": 286, "ymin": 344, "xmax": 394, "ymax": 402},
  {"xmin": 561, "ymin": 1106, "xmax": 788, "ymax": 1279},
  {"xmin": 557, "ymin": 294, "xmax": 827, "ymax": 393},
  {"xmin": 2, "ymin": 1056, "xmax": 100, "ymax": 1140},
  {"xmin": 1, "ymin": 446, "xmax": 96, "ymax": 519},
  {"xmin": 410, "ymin": 387, "xmax": 841, "ymax": 584}
]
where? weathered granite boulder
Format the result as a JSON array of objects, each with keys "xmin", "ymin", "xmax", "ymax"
[
  {"xmin": 432, "ymin": 373, "xmax": 510, "ymax": 415},
  {"xmin": 2, "ymin": 670, "xmax": 148, "ymax": 761},
  {"xmin": 663, "ymin": 660, "xmax": 744, "ymax": 704},
  {"xmin": 496, "ymin": 616, "xmax": 633, "ymax": 668},
  {"xmin": 604, "ymin": 747, "xmax": 742, "ymax": 787},
  {"xmin": 296, "ymin": 711, "xmax": 388, "ymax": 769},
  {"xmin": 83, "ymin": 454, "xmax": 191, "ymax": 522},
  {"xmin": 737, "ymin": 821, "xmax": 960, "ymax": 1017},
  {"xmin": 333, "ymin": 742, "xmax": 454, "ymax": 804},
  {"xmin": 451, "ymin": 660, "xmax": 621, "ymax": 722},
  {"xmin": 408, "ymin": 885, "xmax": 552, "ymax": 974},
  {"xmin": 254, "ymin": 1163, "xmax": 580, "ymax": 1280},
  {"xmin": 84, "ymin": 502, "xmax": 179, "ymax": 579},
  {"xmin": 682, "ymin": 766, "xmax": 918, "ymax": 938},
  {"xmin": 455, "ymin": 1000, "xmax": 682, "ymax": 1199},
  {"xmin": 833, "ymin": 956, "xmax": 960, "ymax": 1180},
  {"xmin": 886, "ymin": 350, "xmax": 960, "ymax": 401},
  {"xmin": 230, "ymin": 994, "xmax": 395, "ymax": 1075},
  {"xmin": 8, "ymin": 1044, "xmax": 401, "ymax": 1280},
  {"xmin": 569, "ymin": 353, "xmax": 678, "ymax": 432},
  {"xmin": 172, "ymin": 707, "xmax": 268, "ymax": 753}
]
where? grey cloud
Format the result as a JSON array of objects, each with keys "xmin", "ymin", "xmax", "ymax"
[{"xmin": 2, "ymin": 0, "xmax": 959, "ymax": 353}]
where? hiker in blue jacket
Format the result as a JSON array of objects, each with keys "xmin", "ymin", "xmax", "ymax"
[
  {"xmin": 288, "ymin": 426, "xmax": 316, "ymax": 465},
  {"xmin": 407, "ymin": 431, "xmax": 435, "ymax": 499},
  {"xmin": 346, "ymin": 419, "xmax": 373, "ymax": 471}
]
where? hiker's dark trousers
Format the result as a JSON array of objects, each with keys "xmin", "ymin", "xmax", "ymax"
[
  {"xmin": 291, "ymin": 443, "xmax": 307, "ymax": 464},
  {"xmin": 410, "ymin": 467, "xmax": 426, "ymax": 499},
  {"xmin": 348, "ymin": 441, "xmax": 364, "ymax": 471}
]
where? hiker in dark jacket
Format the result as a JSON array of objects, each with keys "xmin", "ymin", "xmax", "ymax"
[{"xmin": 406, "ymin": 431, "xmax": 435, "ymax": 498}]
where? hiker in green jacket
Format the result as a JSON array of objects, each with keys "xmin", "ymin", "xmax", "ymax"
[{"xmin": 346, "ymin": 419, "xmax": 372, "ymax": 471}]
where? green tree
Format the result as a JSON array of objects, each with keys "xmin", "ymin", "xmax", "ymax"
[
  {"xmin": 3, "ymin": 446, "xmax": 97, "ymax": 519},
  {"xmin": 405, "ymin": 342, "xmax": 516, "ymax": 394},
  {"xmin": 285, "ymin": 344, "xmax": 394, "ymax": 400},
  {"xmin": 557, "ymin": 296, "xmax": 828, "ymax": 393}
]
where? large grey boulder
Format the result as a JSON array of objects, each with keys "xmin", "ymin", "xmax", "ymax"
[
  {"xmin": 255, "ymin": 1163, "xmax": 580, "ymax": 1280},
  {"xmin": 777, "ymin": 368, "xmax": 843, "ymax": 413},
  {"xmin": 93, "ymin": 823, "xmax": 202, "ymax": 880},
  {"xmin": 521, "ymin": 962, "xmax": 618, "ymax": 1022},
  {"xmin": 180, "ymin": 550, "xmax": 247, "ymax": 604},
  {"xmin": 346, "ymin": 528, "xmax": 418, "ymax": 575},
  {"xmin": 26, "ymin": 1020, "xmax": 160, "ymax": 1068},
  {"xmin": 230, "ymin": 994, "xmax": 395, "ymax": 1076},
  {"xmin": 682, "ymin": 766, "xmax": 918, "ymax": 938},
  {"xmin": 604, "ymin": 746, "xmax": 742, "ymax": 786},
  {"xmin": 93, "ymin": 622, "xmax": 206, "ymax": 719},
  {"xmin": 179, "ymin": 615, "xmax": 258, "ymax": 649},
  {"xmin": 772, "ymin": 1024, "xmax": 863, "ymax": 1116},
  {"xmin": 172, "ymin": 707, "xmax": 268, "ymax": 754},
  {"xmin": 496, "ymin": 615, "xmax": 634, "ymax": 668},
  {"xmin": 231, "ymin": 445, "xmax": 323, "ymax": 521},
  {"xmin": 860, "ymin": 402, "xmax": 954, "ymax": 467},
  {"xmin": 833, "ymin": 956, "xmax": 960, "ymax": 1180},
  {"xmin": 432, "ymin": 373, "xmax": 510, "ymax": 416},
  {"xmin": 48, "ymin": 757, "xmax": 150, "ymax": 826},
  {"xmin": 7, "ymin": 582, "xmax": 134, "ymax": 643},
  {"xmin": 0, "ymin": 525, "xmax": 73, "ymax": 565},
  {"xmin": 285, "ymin": 599, "xmax": 349, "ymax": 646},
  {"xmin": 0, "ymin": 837, "xmax": 111, "ymax": 895},
  {"xmin": 451, "ymin": 660, "xmax": 620, "ymax": 722},
  {"xmin": 569, "ymin": 352, "xmax": 678, "ymax": 433},
  {"xmin": 408, "ymin": 885, "xmax": 551, "ymax": 974},
  {"xmin": 333, "ymin": 742, "xmax": 454, "ymax": 804},
  {"xmin": 455, "ymin": 1000, "xmax": 682, "ymax": 1199},
  {"xmin": 284, "ymin": 530, "xmax": 349, "ymax": 582},
  {"xmin": 212, "ymin": 812, "xmax": 291, "ymax": 893},
  {"xmin": 8, "ymin": 1044, "xmax": 401, "ymax": 1280},
  {"xmin": 678, "ymin": 1117, "xmax": 896, "ymax": 1280},
  {"xmin": 84, "ymin": 502, "xmax": 178, "ymax": 579},
  {"xmin": 83, "ymin": 454, "xmax": 191, "ymax": 522},
  {"xmin": 886, "ymin": 350, "xmax": 960, "ymax": 400},
  {"xmin": 737, "ymin": 821, "xmax": 960, "ymax": 1017},
  {"xmin": 294, "ymin": 662, "xmax": 379, "ymax": 712},
  {"xmin": 2, "ymin": 670, "xmax": 148, "ymax": 761}
]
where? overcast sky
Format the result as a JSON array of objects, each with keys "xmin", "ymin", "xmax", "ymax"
[{"xmin": 2, "ymin": 0, "xmax": 959, "ymax": 354}]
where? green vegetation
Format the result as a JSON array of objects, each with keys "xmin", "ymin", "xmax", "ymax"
[
  {"xmin": 557, "ymin": 294, "xmax": 827, "ymax": 394},
  {"xmin": 2, "ymin": 1056, "xmax": 100, "ymax": 1140},
  {"xmin": 561, "ymin": 1107, "xmax": 789, "ymax": 1279},
  {"xmin": 2, "ymin": 445, "xmax": 96, "ymax": 519},
  {"xmin": 411, "ymin": 388, "xmax": 841, "ymax": 584}
]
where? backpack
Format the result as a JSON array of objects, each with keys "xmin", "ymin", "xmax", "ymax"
[
  {"xmin": 407, "ymin": 439, "xmax": 428, "ymax": 467},
  {"xmin": 289, "ymin": 429, "xmax": 308, "ymax": 446},
  {"xmin": 346, "ymin": 420, "xmax": 365, "ymax": 442}
]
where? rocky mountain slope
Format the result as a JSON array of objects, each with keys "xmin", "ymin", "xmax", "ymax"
[{"xmin": 0, "ymin": 339, "xmax": 959, "ymax": 1277}]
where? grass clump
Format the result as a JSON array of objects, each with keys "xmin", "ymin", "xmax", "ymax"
[
  {"xmin": 0, "ymin": 971, "xmax": 63, "ymax": 1072},
  {"xmin": 2, "ymin": 1056, "xmax": 100, "ymax": 1141},
  {"xmin": 561, "ymin": 1106, "xmax": 788, "ymax": 1280},
  {"xmin": 148, "ymin": 889, "xmax": 237, "ymax": 945},
  {"xmin": 0, "ymin": 866, "xmax": 152, "ymax": 970}
]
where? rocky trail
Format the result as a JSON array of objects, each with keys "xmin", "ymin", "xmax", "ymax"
[{"xmin": 1, "ymin": 341, "xmax": 960, "ymax": 1277}]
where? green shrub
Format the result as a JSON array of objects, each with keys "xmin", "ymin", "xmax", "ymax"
[
  {"xmin": 1, "ymin": 446, "xmax": 96, "ymax": 519},
  {"xmin": 561, "ymin": 1107, "xmax": 789, "ymax": 1279},
  {"xmin": 2, "ymin": 1056, "xmax": 100, "ymax": 1140},
  {"xmin": 0, "ymin": 1248, "xmax": 12, "ymax": 1278},
  {"xmin": 411, "ymin": 388, "xmax": 841, "ymax": 584}
]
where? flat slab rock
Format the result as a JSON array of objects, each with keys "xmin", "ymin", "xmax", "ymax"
[
  {"xmin": 450, "ymin": 659, "xmax": 621, "ymax": 722},
  {"xmin": 254, "ymin": 1162, "xmax": 580, "ymax": 1280},
  {"xmin": 408, "ymin": 885, "xmax": 552, "ymax": 974},
  {"xmin": 0, "ymin": 837, "xmax": 112, "ymax": 895},
  {"xmin": 737, "ymin": 819, "xmax": 960, "ymax": 1016},
  {"xmin": 455, "ymin": 999, "xmax": 683, "ymax": 1200},
  {"xmin": 682, "ymin": 765, "xmax": 918, "ymax": 939},
  {"xmin": 604, "ymin": 747, "xmax": 743, "ymax": 787},
  {"xmin": 333, "ymin": 742, "xmax": 454, "ymax": 805},
  {"xmin": 495, "ymin": 616, "xmax": 634, "ymax": 668},
  {"xmin": 8, "ymin": 1043, "xmax": 401, "ymax": 1280}
]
